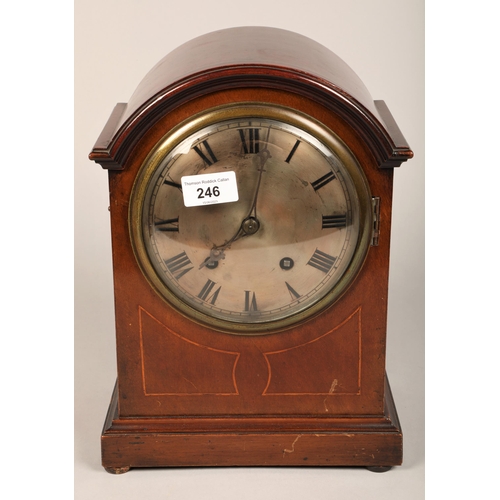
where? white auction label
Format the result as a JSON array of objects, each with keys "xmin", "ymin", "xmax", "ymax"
[{"xmin": 181, "ymin": 171, "xmax": 239, "ymax": 207}]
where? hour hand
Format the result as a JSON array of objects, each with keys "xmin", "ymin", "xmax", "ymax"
[{"xmin": 199, "ymin": 215, "xmax": 261, "ymax": 269}]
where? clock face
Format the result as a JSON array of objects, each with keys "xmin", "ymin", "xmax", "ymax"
[{"xmin": 130, "ymin": 104, "xmax": 372, "ymax": 333}]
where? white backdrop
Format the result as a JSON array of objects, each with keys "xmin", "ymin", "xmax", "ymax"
[{"xmin": 75, "ymin": 1, "xmax": 424, "ymax": 498}]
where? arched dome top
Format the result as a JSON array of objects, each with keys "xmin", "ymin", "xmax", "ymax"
[
  {"xmin": 90, "ymin": 27, "xmax": 412, "ymax": 170},
  {"xmin": 121, "ymin": 27, "xmax": 376, "ymax": 127}
]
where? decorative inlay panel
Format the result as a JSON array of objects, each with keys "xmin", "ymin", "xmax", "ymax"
[
  {"xmin": 139, "ymin": 307, "xmax": 240, "ymax": 395},
  {"xmin": 263, "ymin": 307, "xmax": 361, "ymax": 395}
]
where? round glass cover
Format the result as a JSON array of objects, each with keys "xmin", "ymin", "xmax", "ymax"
[{"xmin": 130, "ymin": 104, "xmax": 372, "ymax": 333}]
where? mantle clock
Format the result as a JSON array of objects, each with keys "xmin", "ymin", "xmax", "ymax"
[{"xmin": 89, "ymin": 27, "xmax": 413, "ymax": 474}]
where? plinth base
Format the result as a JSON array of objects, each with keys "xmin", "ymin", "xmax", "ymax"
[{"xmin": 101, "ymin": 377, "xmax": 402, "ymax": 472}]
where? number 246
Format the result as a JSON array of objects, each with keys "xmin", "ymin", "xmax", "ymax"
[{"xmin": 197, "ymin": 186, "xmax": 220, "ymax": 199}]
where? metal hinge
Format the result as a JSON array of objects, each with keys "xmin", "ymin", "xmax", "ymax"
[{"xmin": 371, "ymin": 197, "xmax": 381, "ymax": 246}]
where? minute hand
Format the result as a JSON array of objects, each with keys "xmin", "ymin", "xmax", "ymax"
[
  {"xmin": 245, "ymin": 147, "xmax": 271, "ymax": 221},
  {"xmin": 214, "ymin": 147, "xmax": 271, "ymax": 247},
  {"xmin": 199, "ymin": 142, "xmax": 272, "ymax": 269}
]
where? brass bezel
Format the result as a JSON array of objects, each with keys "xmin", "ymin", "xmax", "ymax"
[{"xmin": 129, "ymin": 102, "xmax": 372, "ymax": 335}]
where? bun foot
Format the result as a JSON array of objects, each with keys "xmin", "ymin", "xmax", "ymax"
[
  {"xmin": 104, "ymin": 466, "xmax": 131, "ymax": 474},
  {"xmin": 366, "ymin": 466, "xmax": 392, "ymax": 473}
]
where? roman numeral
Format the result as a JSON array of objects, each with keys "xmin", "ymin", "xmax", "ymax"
[
  {"xmin": 285, "ymin": 140, "xmax": 300, "ymax": 163},
  {"xmin": 164, "ymin": 251, "xmax": 193, "ymax": 280},
  {"xmin": 244, "ymin": 290, "xmax": 258, "ymax": 312},
  {"xmin": 163, "ymin": 179, "xmax": 182, "ymax": 189},
  {"xmin": 197, "ymin": 279, "xmax": 221, "ymax": 305},
  {"xmin": 322, "ymin": 214, "xmax": 347, "ymax": 229},
  {"xmin": 193, "ymin": 140, "xmax": 218, "ymax": 165},
  {"xmin": 307, "ymin": 249, "xmax": 336, "ymax": 274},
  {"xmin": 154, "ymin": 217, "xmax": 179, "ymax": 232},
  {"xmin": 311, "ymin": 171, "xmax": 336, "ymax": 191},
  {"xmin": 238, "ymin": 128, "xmax": 260, "ymax": 154},
  {"xmin": 285, "ymin": 282, "xmax": 301, "ymax": 300}
]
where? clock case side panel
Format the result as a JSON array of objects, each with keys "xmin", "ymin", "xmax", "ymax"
[{"xmin": 102, "ymin": 88, "xmax": 396, "ymax": 421}]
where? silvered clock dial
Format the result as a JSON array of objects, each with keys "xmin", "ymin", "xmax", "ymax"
[{"xmin": 130, "ymin": 103, "xmax": 372, "ymax": 333}]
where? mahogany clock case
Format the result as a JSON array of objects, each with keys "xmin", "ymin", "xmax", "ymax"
[{"xmin": 87, "ymin": 27, "xmax": 415, "ymax": 473}]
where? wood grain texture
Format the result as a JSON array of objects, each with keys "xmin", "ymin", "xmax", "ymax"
[
  {"xmin": 105, "ymin": 87, "xmax": 392, "ymax": 419},
  {"xmin": 96, "ymin": 86, "xmax": 401, "ymax": 468},
  {"xmin": 101, "ymin": 377, "xmax": 402, "ymax": 469},
  {"xmin": 89, "ymin": 27, "xmax": 412, "ymax": 170}
]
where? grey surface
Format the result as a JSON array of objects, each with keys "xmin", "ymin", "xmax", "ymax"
[{"xmin": 75, "ymin": 1, "xmax": 424, "ymax": 498}]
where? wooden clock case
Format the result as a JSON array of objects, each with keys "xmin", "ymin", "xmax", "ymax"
[{"xmin": 89, "ymin": 27, "xmax": 413, "ymax": 473}]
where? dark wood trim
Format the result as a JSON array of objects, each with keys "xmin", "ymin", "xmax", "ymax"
[
  {"xmin": 89, "ymin": 103, "xmax": 127, "ymax": 168},
  {"xmin": 90, "ymin": 70, "xmax": 412, "ymax": 171}
]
